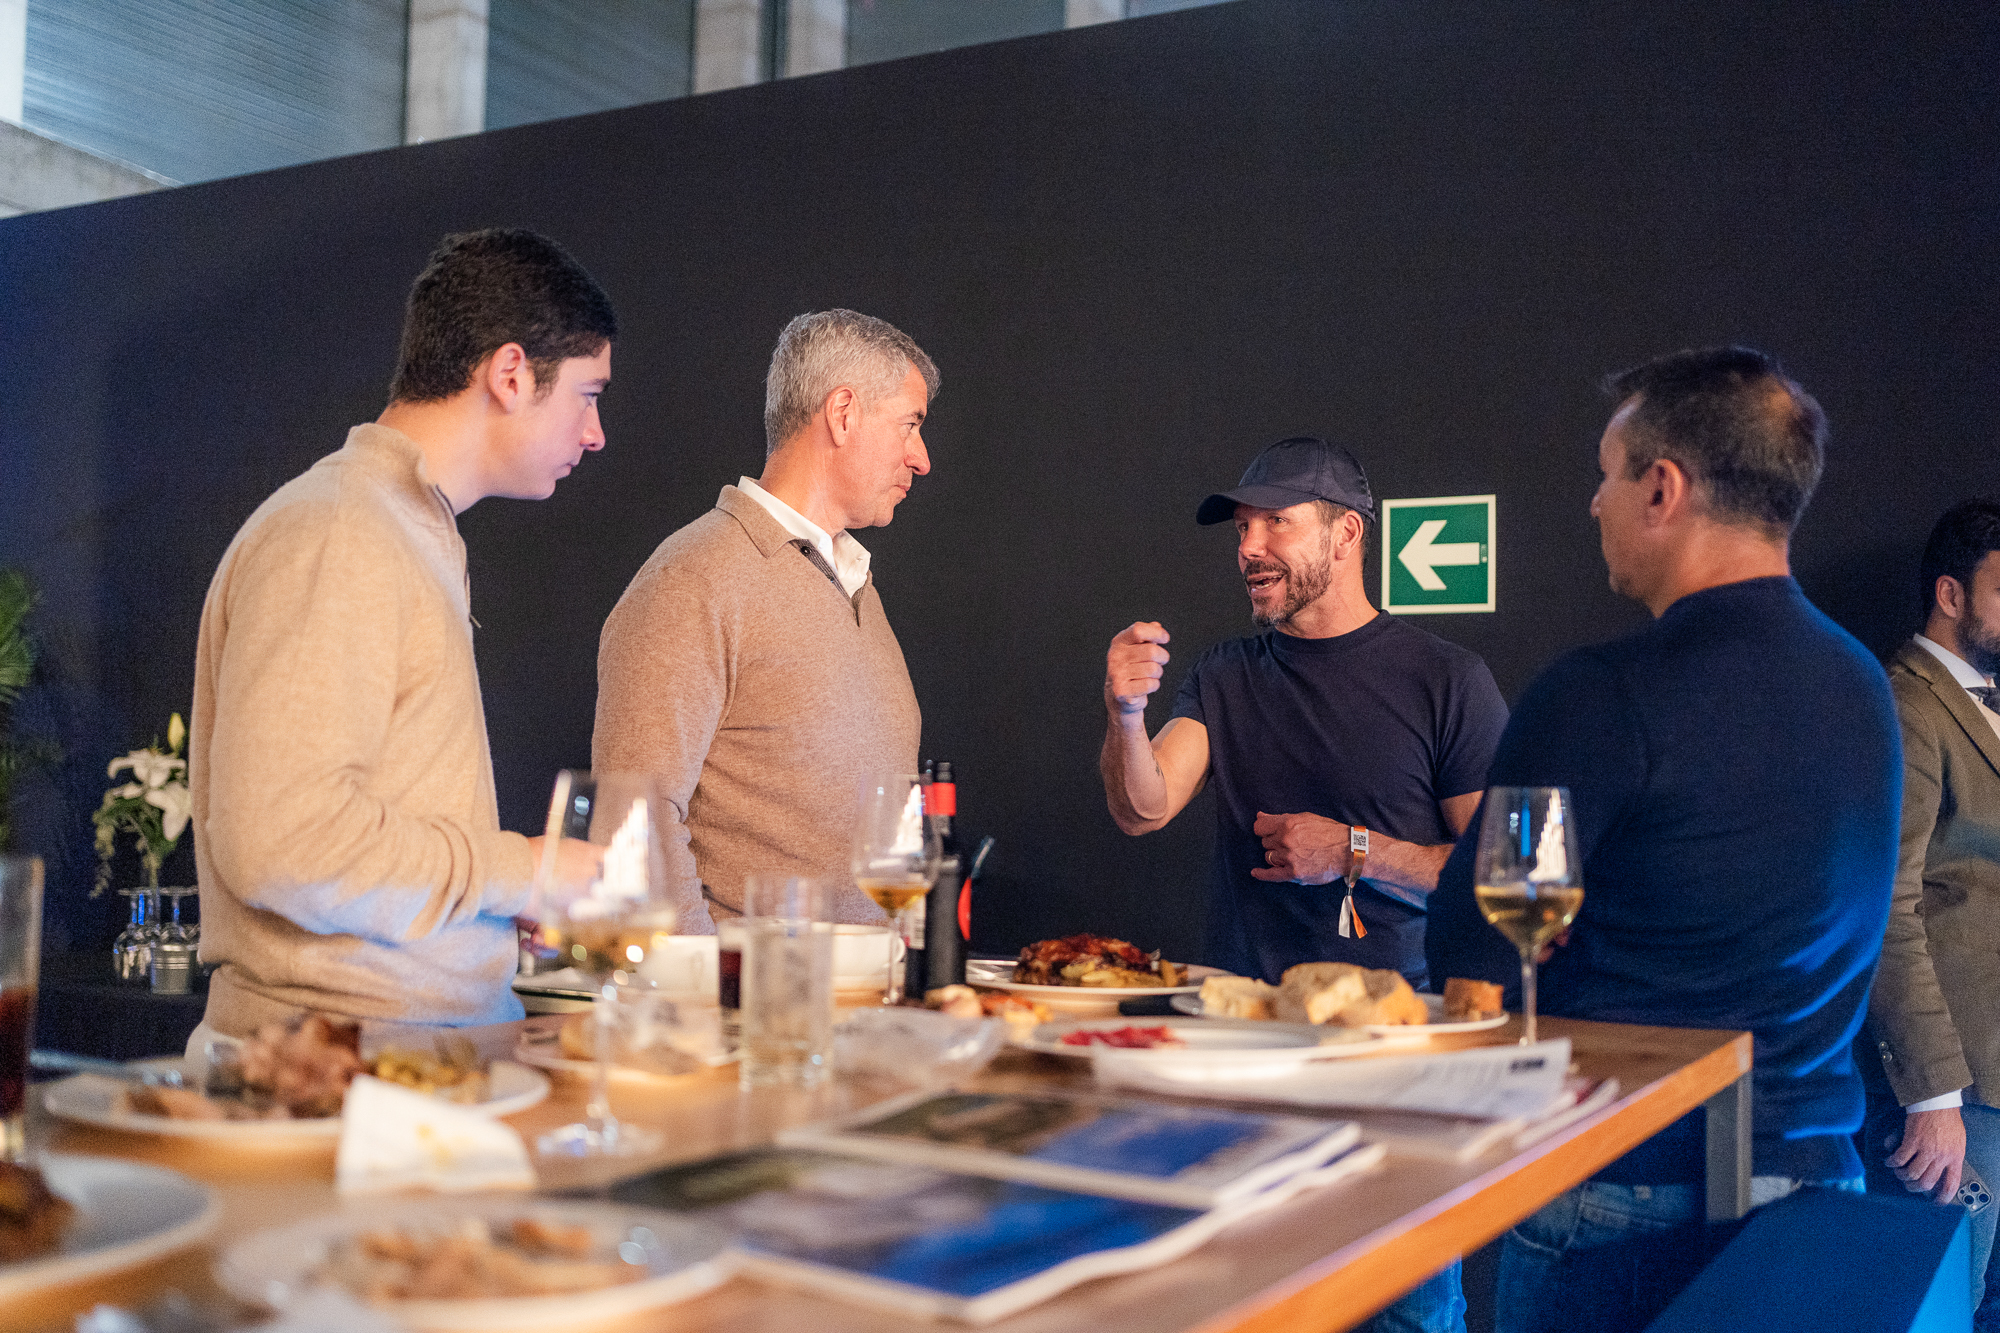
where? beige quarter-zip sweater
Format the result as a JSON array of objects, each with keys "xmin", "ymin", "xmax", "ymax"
[
  {"xmin": 191, "ymin": 424, "xmax": 534, "ymax": 1034},
  {"xmin": 593, "ymin": 486, "xmax": 922, "ymax": 931}
]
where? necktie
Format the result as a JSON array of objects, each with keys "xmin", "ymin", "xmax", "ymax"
[{"xmin": 1969, "ymin": 684, "xmax": 2000, "ymax": 713}]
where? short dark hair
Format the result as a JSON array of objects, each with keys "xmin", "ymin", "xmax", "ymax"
[
  {"xmin": 1918, "ymin": 499, "xmax": 2000, "ymax": 621},
  {"xmin": 1601, "ymin": 345, "xmax": 1825, "ymax": 536},
  {"xmin": 388, "ymin": 229, "xmax": 617, "ymax": 404}
]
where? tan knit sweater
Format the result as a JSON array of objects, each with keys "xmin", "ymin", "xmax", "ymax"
[
  {"xmin": 593, "ymin": 486, "xmax": 922, "ymax": 930},
  {"xmin": 190, "ymin": 425, "xmax": 535, "ymax": 1034}
]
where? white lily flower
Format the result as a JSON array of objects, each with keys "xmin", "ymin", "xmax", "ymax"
[
  {"xmin": 110, "ymin": 748, "xmax": 183, "ymax": 789},
  {"xmin": 146, "ymin": 782, "xmax": 193, "ymax": 843},
  {"xmin": 167, "ymin": 712, "xmax": 186, "ymax": 753},
  {"xmin": 113, "ymin": 782, "xmax": 144, "ymax": 801}
]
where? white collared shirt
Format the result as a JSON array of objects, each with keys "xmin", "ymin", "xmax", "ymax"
[
  {"xmin": 1904, "ymin": 635, "xmax": 1998, "ymax": 1115},
  {"xmin": 736, "ymin": 476, "xmax": 871, "ymax": 598}
]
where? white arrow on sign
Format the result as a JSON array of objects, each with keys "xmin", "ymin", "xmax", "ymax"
[{"xmin": 1397, "ymin": 519, "xmax": 1482, "ymax": 591}]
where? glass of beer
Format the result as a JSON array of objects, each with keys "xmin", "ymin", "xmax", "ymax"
[
  {"xmin": 528, "ymin": 770, "xmax": 674, "ymax": 1160},
  {"xmin": 1473, "ymin": 787, "xmax": 1583, "ymax": 1045},
  {"xmin": 0, "ymin": 856, "xmax": 39, "ymax": 1163},
  {"xmin": 851, "ymin": 774, "xmax": 940, "ymax": 1005}
]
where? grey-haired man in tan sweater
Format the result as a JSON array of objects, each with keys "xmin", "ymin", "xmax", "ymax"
[
  {"xmin": 594, "ymin": 311, "xmax": 936, "ymax": 931},
  {"xmin": 192, "ymin": 230, "xmax": 614, "ymax": 1036}
]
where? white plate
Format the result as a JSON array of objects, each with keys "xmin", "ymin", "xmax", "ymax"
[
  {"xmin": 513, "ymin": 1014, "xmax": 734, "ymax": 1076},
  {"xmin": 517, "ymin": 963, "xmax": 889, "ymax": 999},
  {"xmin": 216, "ymin": 1197, "xmax": 733, "ymax": 1331},
  {"xmin": 0, "ymin": 1154, "xmax": 218, "ymax": 1299},
  {"xmin": 1169, "ymin": 990, "xmax": 1510, "ymax": 1035},
  {"xmin": 1014, "ymin": 1015, "xmax": 1381, "ymax": 1061},
  {"xmin": 43, "ymin": 1059, "xmax": 549, "ymax": 1139}
]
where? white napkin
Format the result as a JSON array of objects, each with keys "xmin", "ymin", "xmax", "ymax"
[{"xmin": 335, "ymin": 1074, "xmax": 535, "ymax": 1196}]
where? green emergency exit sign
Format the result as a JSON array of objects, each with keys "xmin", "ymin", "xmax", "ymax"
[{"xmin": 1381, "ymin": 495, "xmax": 1495, "ymax": 614}]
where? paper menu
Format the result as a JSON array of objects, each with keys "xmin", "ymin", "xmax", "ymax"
[{"xmin": 1092, "ymin": 1037, "xmax": 1574, "ymax": 1123}]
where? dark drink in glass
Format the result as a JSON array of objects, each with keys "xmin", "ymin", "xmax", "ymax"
[
  {"xmin": 717, "ymin": 919, "xmax": 744, "ymax": 1045},
  {"xmin": 0, "ymin": 856, "xmax": 42, "ymax": 1163}
]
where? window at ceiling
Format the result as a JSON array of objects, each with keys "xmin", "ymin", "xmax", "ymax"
[
  {"xmin": 486, "ymin": 0, "xmax": 697, "ymax": 133},
  {"xmin": 23, "ymin": 0, "xmax": 407, "ymax": 185}
]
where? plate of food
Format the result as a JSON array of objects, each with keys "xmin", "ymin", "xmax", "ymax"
[
  {"xmin": 43, "ymin": 1016, "xmax": 549, "ymax": 1139},
  {"xmin": 1012, "ymin": 1015, "xmax": 1380, "ymax": 1062},
  {"xmin": 1173, "ymin": 971, "xmax": 1510, "ymax": 1036},
  {"xmin": 0, "ymin": 1154, "xmax": 218, "ymax": 1300},
  {"xmin": 216, "ymin": 1197, "xmax": 734, "ymax": 1331},
  {"xmin": 965, "ymin": 936, "xmax": 1226, "ymax": 1013}
]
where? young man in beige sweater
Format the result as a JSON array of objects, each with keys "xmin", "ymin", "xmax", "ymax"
[
  {"xmin": 593, "ymin": 310, "xmax": 937, "ymax": 931},
  {"xmin": 191, "ymin": 229, "xmax": 615, "ymax": 1037}
]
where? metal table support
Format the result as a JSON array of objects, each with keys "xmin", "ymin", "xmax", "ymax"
[{"xmin": 1705, "ymin": 1071, "xmax": 1753, "ymax": 1220}]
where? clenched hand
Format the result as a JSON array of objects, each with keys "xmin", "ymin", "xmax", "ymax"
[{"xmin": 1105, "ymin": 621, "xmax": 1172, "ymax": 716}]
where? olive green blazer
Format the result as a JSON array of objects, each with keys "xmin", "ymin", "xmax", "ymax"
[{"xmin": 1869, "ymin": 639, "xmax": 2000, "ymax": 1107}]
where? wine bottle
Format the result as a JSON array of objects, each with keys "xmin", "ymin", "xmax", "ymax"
[
  {"xmin": 905, "ymin": 760, "xmax": 934, "ymax": 1000},
  {"xmin": 924, "ymin": 760, "xmax": 967, "ymax": 989}
]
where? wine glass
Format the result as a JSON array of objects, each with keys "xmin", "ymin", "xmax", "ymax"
[
  {"xmin": 528, "ymin": 770, "xmax": 675, "ymax": 1159},
  {"xmin": 851, "ymin": 774, "xmax": 940, "ymax": 1005},
  {"xmin": 1472, "ymin": 786, "xmax": 1583, "ymax": 1045},
  {"xmin": 113, "ymin": 889, "xmax": 155, "ymax": 982}
]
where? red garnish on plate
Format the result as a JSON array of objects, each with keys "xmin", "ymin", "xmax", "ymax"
[{"xmin": 1056, "ymin": 1025, "xmax": 1186, "ymax": 1049}]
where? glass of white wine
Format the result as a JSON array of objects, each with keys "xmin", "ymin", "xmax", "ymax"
[
  {"xmin": 528, "ymin": 769, "xmax": 675, "ymax": 1159},
  {"xmin": 851, "ymin": 773, "xmax": 940, "ymax": 1005},
  {"xmin": 1473, "ymin": 786, "xmax": 1583, "ymax": 1045}
]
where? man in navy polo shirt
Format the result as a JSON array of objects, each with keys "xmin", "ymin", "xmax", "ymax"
[{"xmin": 1098, "ymin": 435, "xmax": 1508, "ymax": 1333}]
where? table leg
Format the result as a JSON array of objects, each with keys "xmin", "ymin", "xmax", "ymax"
[{"xmin": 1705, "ymin": 1072, "xmax": 1751, "ymax": 1221}]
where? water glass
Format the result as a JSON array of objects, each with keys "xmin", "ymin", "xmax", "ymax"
[
  {"xmin": 739, "ymin": 875, "xmax": 832, "ymax": 1090},
  {"xmin": 0, "ymin": 856, "xmax": 42, "ymax": 1162}
]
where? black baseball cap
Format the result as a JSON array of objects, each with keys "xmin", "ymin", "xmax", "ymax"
[{"xmin": 1195, "ymin": 436, "xmax": 1375, "ymax": 526}]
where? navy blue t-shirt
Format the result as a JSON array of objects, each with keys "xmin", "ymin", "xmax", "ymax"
[
  {"xmin": 1171, "ymin": 613, "xmax": 1508, "ymax": 986},
  {"xmin": 1427, "ymin": 577, "xmax": 1900, "ymax": 1184}
]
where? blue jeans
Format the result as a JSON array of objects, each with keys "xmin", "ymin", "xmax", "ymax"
[
  {"xmin": 1495, "ymin": 1177, "xmax": 1862, "ymax": 1333},
  {"xmin": 1363, "ymin": 1259, "xmax": 1466, "ymax": 1333},
  {"xmin": 1963, "ymin": 1103, "xmax": 2000, "ymax": 1325}
]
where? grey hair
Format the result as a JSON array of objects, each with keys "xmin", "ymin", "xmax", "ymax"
[{"xmin": 764, "ymin": 309, "xmax": 941, "ymax": 454}]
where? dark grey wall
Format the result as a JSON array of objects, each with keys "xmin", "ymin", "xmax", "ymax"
[{"xmin": 3, "ymin": 0, "xmax": 1997, "ymax": 960}]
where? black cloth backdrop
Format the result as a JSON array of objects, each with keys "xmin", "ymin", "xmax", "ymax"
[{"xmin": 3, "ymin": 0, "xmax": 1997, "ymax": 959}]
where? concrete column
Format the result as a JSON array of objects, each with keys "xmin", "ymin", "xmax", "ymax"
[
  {"xmin": 785, "ymin": 0, "xmax": 845, "ymax": 78},
  {"xmin": 405, "ymin": 0, "xmax": 488, "ymax": 144},
  {"xmin": 0, "ymin": 119, "xmax": 169, "ymax": 219},
  {"xmin": 694, "ymin": 0, "xmax": 762, "ymax": 94},
  {"xmin": 1065, "ymin": 0, "xmax": 1123, "ymax": 27},
  {"xmin": 0, "ymin": 0, "xmax": 25, "ymax": 125}
]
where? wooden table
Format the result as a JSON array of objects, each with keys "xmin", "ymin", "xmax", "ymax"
[{"xmin": 7, "ymin": 1014, "xmax": 1750, "ymax": 1332}]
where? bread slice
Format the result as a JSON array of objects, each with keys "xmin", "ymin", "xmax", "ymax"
[
  {"xmin": 1275, "ymin": 963, "xmax": 1370, "ymax": 1025},
  {"xmin": 1443, "ymin": 977, "xmax": 1505, "ymax": 1021},
  {"xmin": 1277, "ymin": 962, "xmax": 1427, "ymax": 1027},
  {"xmin": 1199, "ymin": 975, "xmax": 1279, "ymax": 1020}
]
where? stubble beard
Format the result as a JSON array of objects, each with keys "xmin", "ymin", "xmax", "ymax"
[
  {"xmin": 1962, "ymin": 604, "xmax": 2000, "ymax": 678},
  {"xmin": 1248, "ymin": 533, "xmax": 1335, "ymax": 629}
]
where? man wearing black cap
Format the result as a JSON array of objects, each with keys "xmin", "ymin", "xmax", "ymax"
[
  {"xmin": 1100, "ymin": 436, "xmax": 1504, "ymax": 1333},
  {"xmin": 1101, "ymin": 435, "xmax": 1508, "ymax": 991}
]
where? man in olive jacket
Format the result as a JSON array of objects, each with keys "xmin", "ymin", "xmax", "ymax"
[{"xmin": 1867, "ymin": 497, "xmax": 2000, "ymax": 1319}]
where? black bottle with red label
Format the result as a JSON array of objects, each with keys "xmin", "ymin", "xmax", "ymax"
[{"xmin": 922, "ymin": 760, "xmax": 967, "ymax": 991}]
